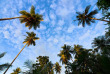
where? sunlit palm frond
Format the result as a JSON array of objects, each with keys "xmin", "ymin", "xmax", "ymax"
[
  {"xmin": 19, "ymin": 6, "xmax": 43, "ymax": 30},
  {"xmin": 23, "ymin": 32, "xmax": 39, "ymax": 46}
]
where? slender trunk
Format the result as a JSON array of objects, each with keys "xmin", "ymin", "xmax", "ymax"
[
  {"xmin": 0, "ymin": 17, "xmax": 24, "ymax": 21},
  {"xmin": 71, "ymin": 58, "xmax": 74, "ymax": 63},
  {"xmin": 3, "ymin": 43, "xmax": 27, "ymax": 74},
  {"xmin": 89, "ymin": 17, "xmax": 110, "ymax": 22},
  {"xmin": 0, "ymin": 17, "xmax": 44, "ymax": 21}
]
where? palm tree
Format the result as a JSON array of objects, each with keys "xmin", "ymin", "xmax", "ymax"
[
  {"xmin": 46, "ymin": 61, "xmax": 54, "ymax": 74},
  {"xmin": 58, "ymin": 50, "xmax": 68, "ymax": 65},
  {"xmin": 11, "ymin": 67, "xmax": 21, "ymax": 74},
  {"xmin": 3, "ymin": 32, "xmax": 39, "ymax": 74},
  {"xmin": 92, "ymin": 36, "xmax": 110, "ymax": 55},
  {"xmin": 60, "ymin": 44, "xmax": 73, "ymax": 62},
  {"xmin": 75, "ymin": 5, "xmax": 110, "ymax": 27},
  {"xmin": 23, "ymin": 60, "xmax": 34, "ymax": 74},
  {"xmin": 54, "ymin": 62, "xmax": 61, "ymax": 74},
  {"xmin": 37, "ymin": 56, "xmax": 49, "ymax": 67},
  {"xmin": 92, "ymin": 36, "xmax": 107, "ymax": 51},
  {"xmin": 0, "ymin": 5, "xmax": 43, "ymax": 30},
  {"xmin": 33, "ymin": 56, "xmax": 54, "ymax": 74},
  {"xmin": 0, "ymin": 52, "xmax": 10, "ymax": 71}
]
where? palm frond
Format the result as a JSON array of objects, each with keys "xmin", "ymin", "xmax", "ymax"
[
  {"xmin": 88, "ymin": 9, "xmax": 98, "ymax": 17},
  {"xmin": 29, "ymin": 24, "xmax": 33, "ymax": 30},
  {"xmin": 0, "ymin": 52, "xmax": 6, "ymax": 58},
  {"xmin": 86, "ymin": 19, "xmax": 91, "ymax": 25},
  {"xmin": 24, "ymin": 60, "xmax": 33, "ymax": 69},
  {"xmin": 82, "ymin": 20, "xmax": 85, "ymax": 27},
  {"xmin": 30, "ymin": 5, "xmax": 35, "ymax": 15},
  {"xmin": 85, "ymin": 5, "xmax": 91, "ymax": 14},
  {"xmin": 0, "ymin": 63, "xmax": 10, "ymax": 71},
  {"xmin": 76, "ymin": 12, "xmax": 82, "ymax": 15},
  {"xmin": 19, "ymin": 10, "xmax": 30, "ymax": 17}
]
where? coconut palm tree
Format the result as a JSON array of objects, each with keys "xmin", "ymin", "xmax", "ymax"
[
  {"xmin": 75, "ymin": 5, "xmax": 110, "ymax": 27},
  {"xmin": 4, "ymin": 32, "xmax": 39, "ymax": 74},
  {"xmin": 54, "ymin": 62, "xmax": 61, "ymax": 74},
  {"xmin": 0, "ymin": 5, "xmax": 43, "ymax": 30},
  {"xmin": 58, "ymin": 50, "xmax": 68, "ymax": 65},
  {"xmin": 60, "ymin": 44, "xmax": 73, "ymax": 62},
  {"xmin": 45, "ymin": 61, "xmax": 54, "ymax": 74},
  {"xmin": 37, "ymin": 56, "xmax": 49, "ymax": 67},
  {"xmin": 11, "ymin": 67, "xmax": 21, "ymax": 74},
  {"xmin": 0, "ymin": 52, "xmax": 10, "ymax": 71},
  {"xmin": 92, "ymin": 36, "xmax": 110, "ymax": 55}
]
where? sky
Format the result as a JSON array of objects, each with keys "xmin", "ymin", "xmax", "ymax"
[{"xmin": 0, "ymin": 0, "xmax": 107, "ymax": 74}]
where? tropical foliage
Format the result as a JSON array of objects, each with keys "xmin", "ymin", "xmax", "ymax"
[
  {"xmin": 4, "ymin": 32, "xmax": 39, "ymax": 74},
  {"xmin": 58, "ymin": 44, "xmax": 73, "ymax": 65},
  {"xmin": 11, "ymin": 67, "xmax": 21, "ymax": 74},
  {"xmin": 97, "ymin": 0, "xmax": 110, "ymax": 12},
  {"xmin": 54, "ymin": 62, "xmax": 61, "ymax": 74},
  {"xmin": 19, "ymin": 5, "xmax": 43, "ymax": 30},
  {"xmin": 75, "ymin": 5, "xmax": 110, "ymax": 27},
  {"xmin": 0, "ymin": 52, "xmax": 10, "ymax": 71},
  {"xmin": 0, "ymin": 5, "xmax": 43, "ymax": 30},
  {"xmin": 1, "ymin": 0, "xmax": 110, "ymax": 74}
]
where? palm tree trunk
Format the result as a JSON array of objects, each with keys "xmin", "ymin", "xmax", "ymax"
[
  {"xmin": 3, "ymin": 43, "xmax": 28, "ymax": 74},
  {"xmin": 71, "ymin": 58, "xmax": 74, "ymax": 63},
  {"xmin": 89, "ymin": 17, "xmax": 110, "ymax": 22},
  {"xmin": 0, "ymin": 17, "xmax": 24, "ymax": 21}
]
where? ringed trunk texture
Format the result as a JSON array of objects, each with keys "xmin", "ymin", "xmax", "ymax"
[{"xmin": 3, "ymin": 43, "xmax": 27, "ymax": 74}]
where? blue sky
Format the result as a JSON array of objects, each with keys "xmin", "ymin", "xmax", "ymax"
[{"xmin": 0, "ymin": 0, "xmax": 107, "ymax": 74}]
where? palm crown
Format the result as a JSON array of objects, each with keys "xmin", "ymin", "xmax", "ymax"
[
  {"xmin": 0, "ymin": 5, "xmax": 43, "ymax": 30},
  {"xmin": 11, "ymin": 67, "xmax": 21, "ymax": 74},
  {"xmin": 54, "ymin": 62, "xmax": 61, "ymax": 74},
  {"xmin": 19, "ymin": 5, "xmax": 43, "ymax": 30},
  {"xmin": 58, "ymin": 44, "xmax": 73, "ymax": 64},
  {"xmin": 76, "ymin": 5, "xmax": 98, "ymax": 27},
  {"xmin": 23, "ymin": 32, "xmax": 39, "ymax": 46},
  {"xmin": 75, "ymin": 5, "xmax": 110, "ymax": 27}
]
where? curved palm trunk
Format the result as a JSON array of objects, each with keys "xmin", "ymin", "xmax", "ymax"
[
  {"xmin": 0, "ymin": 17, "xmax": 24, "ymax": 21},
  {"xmin": 89, "ymin": 17, "xmax": 110, "ymax": 22},
  {"xmin": 3, "ymin": 43, "xmax": 27, "ymax": 74}
]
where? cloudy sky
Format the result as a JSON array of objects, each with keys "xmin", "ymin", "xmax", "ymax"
[{"xmin": 0, "ymin": 0, "xmax": 107, "ymax": 74}]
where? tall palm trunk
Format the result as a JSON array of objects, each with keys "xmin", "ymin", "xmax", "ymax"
[
  {"xmin": 3, "ymin": 43, "xmax": 27, "ymax": 74},
  {"xmin": 89, "ymin": 17, "xmax": 110, "ymax": 22},
  {"xmin": 0, "ymin": 17, "xmax": 24, "ymax": 21},
  {"xmin": 0, "ymin": 17, "xmax": 44, "ymax": 21}
]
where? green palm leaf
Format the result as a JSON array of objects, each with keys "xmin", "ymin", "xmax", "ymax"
[{"xmin": 30, "ymin": 5, "xmax": 35, "ymax": 15}]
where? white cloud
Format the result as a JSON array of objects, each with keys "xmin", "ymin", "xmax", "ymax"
[
  {"xmin": 67, "ymin": 24, "xmax": 75, "ymax": 33},
  {"xmin": 3, "ymin": 31, "xmax": 10, "ymax": 39},
  {"xmin": 79, "ymin": 30, "xmax": 90, "ymax": 40},
  {"xmin": 50, "ymin": 12, "xmax": 56, "ymax": 20},
  {"xmin": 58, "ymin": 20, "xmax": 65, "ymax": 26},
  {"xmin": 39, "ymin": 9, "xmax": 45, "ymax": 14},
  {"xmin": 50, "ymin": 2, "xmax": 57, "ymax": 9},
  {"xmin": 44, "ymin": 14, "xmax": 50, "ymax": 23}
]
